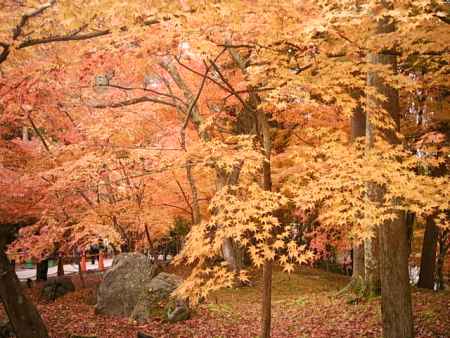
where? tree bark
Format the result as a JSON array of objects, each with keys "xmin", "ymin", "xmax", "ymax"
[
  {"xmin": 351, "ymin": 99, "xmax": 366, "ymax": 283},
  {"xmin": 436, "ymin": 230, "xmax": 449, "ymax": 290},
  {"xmin": 216, "ymin": 165, "xmax": 244, "ymax": 272},
  {"xmin": 57, "ymin": 255, "xmax": 65, "ymax": 277},
  {"xmin": 418, "ymin": 216, "xmax": 439, "ymax": 289},
  {"xmin": 261, "ymin": 260, "xmax": 273, "ymax": 338},
  {"xmin": 367, "ymin": 12, "xmax": 413, "ymax": 338},
  {"xmin": 0, "ymin": 249, "xmax": 49, "ymax": 338},
  {"xmin": 363, "ymin": 234, "xmax": 380, "ymax": 295},
  {"xmin": 379, "ymin": 212, "xmax": 413, "ymax": 338},
  {"xmin": 258, "ymin": 109, "xmax": 273, "ymax": 338},
  {"xmin": 36, "ymin": 259, "xmax": 48, "ymax": 282},
  {"xmin": 352, "ymin": 243, "xmax": 365, "ymax": 282}
]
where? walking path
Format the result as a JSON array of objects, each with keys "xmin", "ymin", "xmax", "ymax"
[{"xmin": 15, "ymin": 258, "xmax": 113, "ymax": 282}]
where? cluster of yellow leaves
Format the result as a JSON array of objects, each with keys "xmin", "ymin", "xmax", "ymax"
[
  {"xmin": 281, "ymin": 129, "xmax": 449, "ymax": 243},
  {"xmin": 174, "ymin": 183, "xmax": 314, "ymax": 304}
]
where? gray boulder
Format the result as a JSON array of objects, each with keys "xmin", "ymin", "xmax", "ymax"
[
  {"xmin": 41, "ymin": 277, "xmax": 75, "ymax": 301},
  {"xmin": 166, "ymin": 299, "xmax": 190, "ymax": 323},
  {"xmin": 131, "ymin": 272, "xmax": 186, "ymax": 322},
  {"xmin": 95, "ymin": 253, "xmax": 160, "ymax": 316}
]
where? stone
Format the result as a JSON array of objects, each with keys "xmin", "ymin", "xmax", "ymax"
[
  {"xmin": 0, "ymin": 319, "xmax": 15, "ymax": 338},
  {"xmin": 95, "ymin": 253, "xmax": 160, "ymax": 316},
  {"xmin": 131, "ymin": 272, "xmax": 184, "ymax": 323},
  {"xmin": 95, "ymin": 254, "xmax": 189, "ymax": 322},
  {"xmin": 137, "ymin": 333, "xmax": 154, "ymax": 338},
  {"xmin": 41, "ymin": 277, "xmax": 75, "ymax": 301},
  {"xmin": 166, "ymin": 299, "xmax": 190, "ymax": 323}
]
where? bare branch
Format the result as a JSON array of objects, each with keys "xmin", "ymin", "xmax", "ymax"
[
  {"xmin": 12, "ymin": 0, "xmax": 56, "ymax": 40},
  {"xmin": 106, "ymin": 83, "xmax": 188, "ymax": 106},
  {"xmin": 156, "ymin": 203, "xmax": 193, "ymax": 215},
  {"xmin": 18, "ymin": 29, "xmax": 110, "ymax": 49},
  {"xmin": 91, "ymin": 96, "xmax": 179, "ymax": 109},
  {"xmin": 27, "ymin": 113, "xmax": 51, "ymax": 153},
  {"xmin": 0, "ymin": 42, "xmax": 10, "ymax": 64},
  {"xmin": 172, "ymin": 173, "xmax": 193, "ymax": 212},
  {"xmin": 209, "ymin": 59, "xmax": 255, "ymax": 113},
  {"xmin": 180, "ymin": 60, "xmax": 211, "ymax": 148}
]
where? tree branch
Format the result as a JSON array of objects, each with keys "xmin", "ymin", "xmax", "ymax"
[
  {"xmin": 180, "ymin": 60, "xmax": 210, "ymax": 149},
  {"xmin": 106, "ymin": 83, "xmax": 187, "ymax": 106},
  {"xmin": 12, "ymin": 0, "xmax": 56, "ymax": 40},
  {"xmin": 91, "ymin": 96, "xmax": 179, "ymax": 109},
  {"xmin": 27, "ymin": 114, "xmax": 51, "ymax": 153},
  {"xmin": 18, "ymin": 29, "xmax": 110, "ymax": 49},
  {"xmin": 0, "ymin": 42, "xmax": 10, "ymax": 64}
]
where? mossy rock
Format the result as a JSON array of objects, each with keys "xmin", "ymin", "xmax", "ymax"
[
  {"xmin": 165, "ymin": 299, "xmax": 190, "ymax": 323},
  {"xmin": 131, "ymin": 272, "xmax": 187, "ymax": 323}
]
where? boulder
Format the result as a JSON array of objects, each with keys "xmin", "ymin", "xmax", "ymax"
[
  {"xmin": 0, "ymin": 319, "xmax": 15, "ymax": 338},
  {"xmin": 41, "ymin": 277, "xmax": 75, "ymax": 301},
  {"xmin": 95, "ymin": 253, "xmax": 160, "ymax": 316},
  {"xmin": 166, "ymin": 299, "xmax": 190, "ymax": 323},
  {"xmin": 137, "ymin": 333, "xmax": 154, "ymax": 338},
  {"xmin": 131, "ymin": 272, "xmax": 184, "ymax": 322}
]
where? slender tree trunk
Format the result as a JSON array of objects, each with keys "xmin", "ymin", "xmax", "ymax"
[
  {"xmin": 57, "ymin": 255, "xmax": 65, "ymax": 277},
  {"xmin": 216, "ymin": 166, "xmax": 244, "ymax": 273},
  {"xmin": 261, "ymin": 260, "xmax": 272, "ymax": 338},
  {"xmin": 351, "ymin": 100, "xmax": 366, "ymax": 284},
  {"xmin": 258, "ymin": 110, "xmax": 273, "ymax": 338},
  {"xmin": 0, "ymin": 249, "xmax": 49, "ymax": 338},
  {"xmin": 418, "ymin": 216, "xmax": 439, "ymax": 289},
  {"xmin": 367, "ymin": 12, "xmax": 413, "ymax": 338}
]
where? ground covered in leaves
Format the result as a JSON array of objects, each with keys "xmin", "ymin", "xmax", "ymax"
[{"xmin": 2, "ymin": 267, "xmax": 449, "ymax": 338}]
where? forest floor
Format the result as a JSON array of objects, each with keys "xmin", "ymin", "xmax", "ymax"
[{"xmin": 1, "ymin": 266, "xmax": 449, "ymax": 338}]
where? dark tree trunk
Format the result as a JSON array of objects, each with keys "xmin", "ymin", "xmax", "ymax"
[
  {"xmin": 418, "ymin": 216, "xmax": 439, "ymax": 289},
  {"xmin": 367, "ymin": 12, "xmax": 413, "ymax": 338},
  {"xmin": 0, "ymin": 249, "xmax": 49, "ymax": 338},
  {"xmin": 436, "ymin": 230, "xmax": 449, "ymax": 290},
  {"xmin": 351, "ymin": 99, "xmax": 366, "ymax": 283},
  {"xmin": 57, "ymin": 256, "xmax": 65, "ymax": 277},
  {"xmin": 36, "ymin": 259, "xmax": 48, "ymax": 281}
]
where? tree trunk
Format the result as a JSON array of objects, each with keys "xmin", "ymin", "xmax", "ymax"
[
  {"xmin": 226, "ymin": 43, "xmax": 274, "ymax": 337},
  {"xmin": 351, "ymin": 99, "xmax": 366, "ymax": 283},
  {"xmin": 216, "ymin": 166, "xmax": 244, "ymax": 273},
  {"xmin": 261, "ymin": 260, "xmax": 272, "ymax": 338},
  {"xmin": 36, "ymin": 259, "xmax": 48, "ymax": 282},
  {"xmin": 353, "ymin": 243, "xmax": 365, "ymax": 282},
  {"xmin": 0, "ymin": 249, "xmax": 49, "ymax": 338},
  {"xmin": 364, "ymin": 233, "xmax": 381, "ymax": 295},
  {"xmin": 258, "ymin": 109, "xmax": 273, "ymax": 338},
  {"xmin": 379, "ymin": 212, "xmax": 414, "ymax": 338},
  {"xmin": 367, "ymin": 12, "xmax": 413, "ymax": 338},
  {"xmin": 436, "ymin": 230, "xmax": 449, "ymax": 290},
  {"xmin": 418, "ymin": 216, "xmax": 438, "ymax": 289},
  {"xmin": 57, "ymin": 255, "xmax": 65, "ymax": 277}
]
